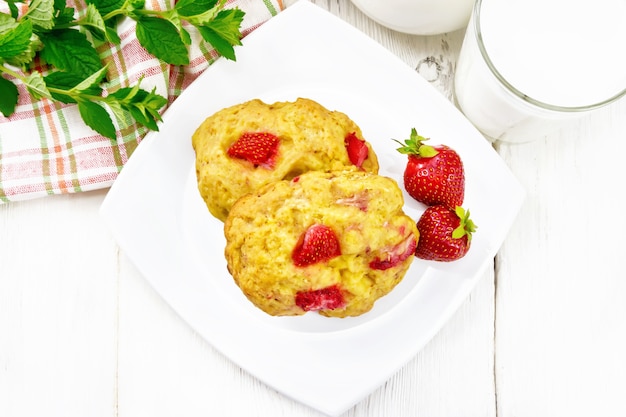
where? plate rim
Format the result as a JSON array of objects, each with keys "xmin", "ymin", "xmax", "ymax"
[{"xmin": 100, "ymin": 1, "xmax": 525, "ymax": 415}]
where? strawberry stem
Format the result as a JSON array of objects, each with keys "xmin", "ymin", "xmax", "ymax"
[
  {"xmin": 393, "ymin": 127, "xmax": 438, "ymax": 157},
  {"xmin": 452, "ymin": 206, "xmax": 477, "ymax": 242}
]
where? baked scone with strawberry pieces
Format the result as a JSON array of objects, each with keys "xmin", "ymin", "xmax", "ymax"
[
  {"xmin": 224, "ymin": 170, "xmax": 419, "ymax": 318},
  {"xmin": 192, "ymin": 98, "xmax": 379, "ymax": 221}
]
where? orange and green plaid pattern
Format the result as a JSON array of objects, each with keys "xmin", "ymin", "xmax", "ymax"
[{"xmin": 0, "ymin": 0, "xmax": 284, "ymax": 203}]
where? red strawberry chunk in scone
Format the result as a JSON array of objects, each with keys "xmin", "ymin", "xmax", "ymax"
[
  {"xmin": 296, "ymin": 285, "xmax": 346, "ymax": 311},
  {"xmin": 227, "ymin": 132, "xmax": 280, "ymax": 168},
  {"xmin": 369, "ymin": 233, "xmax": 418, "ymax": 270},
  {"xmin": 335, "ymin": 191, "xmax": 369, "ymax": 211},
  {"xmin": 345, "ymin": 132, "xmax": 369, "ymax": 168},
  {"xmin": 292, "ymin": 224, "xmax": 341, "ymax": 267}
]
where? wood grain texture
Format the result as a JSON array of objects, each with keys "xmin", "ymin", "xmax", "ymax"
[
  {"xmin": 0, "ymin": 189, "xmax": 118, "ymax": 417},
  {"xmin": 4, "ymin": 1, "xmax": 622, "ymax": 417},
  {"xmin": 495, "ymin": 99, "xmax": 626, "ymax": 417}
]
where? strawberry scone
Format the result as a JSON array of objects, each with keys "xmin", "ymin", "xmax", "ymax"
[
  {"xmin": 192, "ymin": 98, "xmax": 379, "ymax": 221},
  {"xmin": 224, "ymin": 170, "xmax": 419, "ymax": 318}
]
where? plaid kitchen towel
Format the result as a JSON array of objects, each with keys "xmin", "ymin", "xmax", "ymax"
[{"xmin": 0, "ymin": 0, "xmax": 284, "ymax": 203}]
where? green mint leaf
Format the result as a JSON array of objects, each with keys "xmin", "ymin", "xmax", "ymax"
[
  {"xmin": 175, "ymin": 0, "xmax": 219, "ymax": 19},
  {"xmin": 0, "ymin": 12, "xmax": 16, "ymax": 31},
  {"xmin": 44, "ymin": 68, "xmax": 105, "ymax": 103},
  {"xmin": 135, "ymin": 16, "xmax": 189, "ymax": 65},
  {"xmin": 105, "ymin": 101, "xmax": 127, "ymax": 124},
  {"xmin": 54, "ymin": 9, "xmax": 76, "ymax": 27},
  {"xmin": 45, "ymin": 74, "xmax": 80, "ymax": 103},
  {"xmin": 0, "ymin": 13, "xmax": 42, "ymax": 66},
  {"xmin": 197, "ymin": 27, "xmax": 235, "ymax": 61},
  {"xmin": 158, "ymin": 11, "xmax": 191, "ymax": 46},
  {"xmin": 130, "ymin": 89, "xmax": 167, "ymax": 130},
  {"xmin": 4, "ymin": 33, "xmax": 42, "ymax": 66},
  {"xmin": 104, "ymin": 26, "xmax": 121, "ymax": 44},
  {"xmin": 38, "ymin": 29, "xmax": 102, "ymax": 78},
  {"xmin": 0, "ymin": 75, "xmax": 18, "ymax": 117},
  {"xmin": 130, "ymin": 0, "xmax": 146, "ymax": 10},
  {"xmin": 127, "ymin": 105, "xmax": 156, "ymax": 130},
  {"xmin": 23, "ymin": 0, "xmax": 55, "ymax": 30},
  {"xmin": 109, "ymin": 82, "xmax": 141, "ymax": 102},
  {"xmin": 80, "ymin": 4, "xmax": 107, "ymax": 42},
  {"xmin": 78, "ymin": 100, "xmax": 116, "ymax": 139},
  {"xmin": 108, "ymin": 85, "xmax": 167, "ymax": 131},
  {"xmin": 6, "ymin": 1, "xmax": 19, "ymax": 19},
  {"xmin": 53, "ymin": 0, "xmax": 68, "ymax": 10},
  {"xmin": 72, "ymin": 65, "xmax": 108, "ymax": 93},
  {"xmin": 196, "ymin": 8, "xmax": 244, "ymax": 60},
  {"xmin": 179, "ymin": 26, "xmax": 191, "ymax": 46},
  {"xmin": 203, "ymin": 8, "xmax": 244, "ymax": 45},
  {"xmin": 85, "ymin": 0, "xmax": 127, "ymax": 17},
  {"xmin": 24, "ymin": 71, "xmax": 50, "ymax": 100},
  {"xmin": 0, "ymin": 17, "xmax": 33, "ymax": 60},
  {"xmin": 51, "ymin": 0, "xmax": 77, "ymax": 27}
]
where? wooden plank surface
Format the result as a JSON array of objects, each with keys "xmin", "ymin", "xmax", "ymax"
[
  {"xmin": 0, "ymin": 190, "xmax": 118, "ymax": 417},
  {"xmin": 4, "ymin": 0, "xmax": 623, "ymax": 416},
  {"xmin": 495, "ymin": 99, "xmax": 626, "ymax": 416}
]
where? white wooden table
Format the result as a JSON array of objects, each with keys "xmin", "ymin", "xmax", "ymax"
[{"xmin": 2, "ymin": 1, "xmax": 626, "ymax": 416}]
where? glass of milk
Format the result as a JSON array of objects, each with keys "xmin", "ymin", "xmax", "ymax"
[{"xmin": 454, "ymin": 0, "xmax": 626, "ymax": 143}]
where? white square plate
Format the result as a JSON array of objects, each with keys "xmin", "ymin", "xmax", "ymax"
[{"xmin": 100, "ymin": 1, "xmax": 525, "ymax": 415}]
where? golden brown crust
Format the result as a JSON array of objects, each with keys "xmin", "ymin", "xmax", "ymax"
[
  {"xmin": 192, "ymin": 98, "xmax": 379, "ymax": 221},
  {"xmin": 224, "ymin": 170, "xmax": 418, "ymax": 318}
]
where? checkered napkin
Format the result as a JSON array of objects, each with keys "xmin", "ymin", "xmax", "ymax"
[{"xmin": 0, "ymin": 0, "xmax": 284, "ymax": 203}]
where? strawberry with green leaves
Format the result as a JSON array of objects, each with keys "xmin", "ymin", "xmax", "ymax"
[
  {"xmin": 394, "ymin": 128, "xmax": 465, "ymax": 208},
  {"xmin": 415, "ymin": 205, "xmax": 476, "ymax": 262}
]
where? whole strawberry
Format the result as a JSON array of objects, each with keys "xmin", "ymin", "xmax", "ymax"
[
  {"xmin": 394, "ymin": 128, "xmax": 464, "ymax": 208},
  {"xmin": 415, "ymin": 205, "xmax": 476, "ymax": 262}
]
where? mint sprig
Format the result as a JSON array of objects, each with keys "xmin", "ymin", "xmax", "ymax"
[
  {"xmin": 135, "ymin": 16, "xmax": 189, "ymax": 65},
  {"xmin": 0, "ymin": 0, "xmax": 245, "ymax": 139},
  {"xmin": 0, "ymin": 74, "xmax": 18, "ymax": 115},
  {"xmin": 38, "ymin": 29, "xmax": 103, "ymax": 76}
]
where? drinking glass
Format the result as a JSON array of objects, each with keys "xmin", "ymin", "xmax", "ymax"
[{"xmin": 454, "ymin": 0, "xmax": 626, "ymax": 143}]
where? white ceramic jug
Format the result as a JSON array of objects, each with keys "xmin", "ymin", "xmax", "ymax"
[{"xmin": 350, "ymin": 0, "xmax": 474, "ymax": 35}]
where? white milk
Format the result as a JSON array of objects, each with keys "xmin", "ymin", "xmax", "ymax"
[
  {"xmin": 454, "ymin": 0, "xmax": 626, "ymax": 142},
  {"xmin": 350, "ymin": 0, "xmax": 474, "ymax": 35}
]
